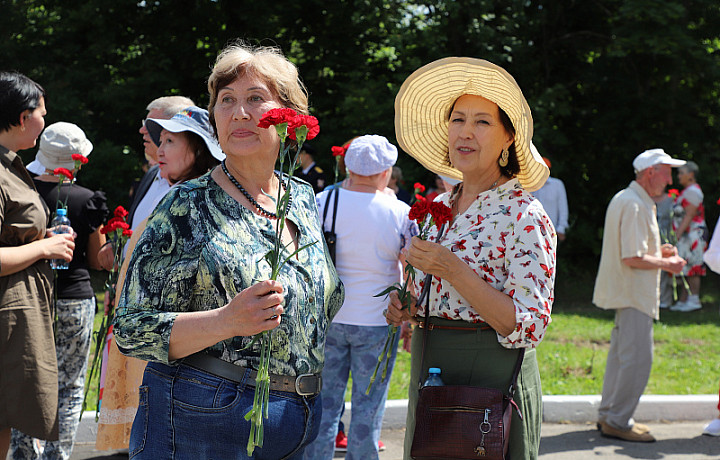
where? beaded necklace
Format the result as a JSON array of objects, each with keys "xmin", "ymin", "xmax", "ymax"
[{"xmin": 221, "ymin": 161, "xmax": 290, "ymax": 219}]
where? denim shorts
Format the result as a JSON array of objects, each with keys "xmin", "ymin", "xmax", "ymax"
[{"xmin": 130, "ymin": 361, "xmax": 322, "ymax": 459}]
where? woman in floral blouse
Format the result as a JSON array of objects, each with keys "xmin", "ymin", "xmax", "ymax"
[
  {"xmin": 388, "ymin": 57, "xmax": 556, "ymax": 460},
  {"xmin": 113, "ymin": 42, "xmax": 344, "ymax": 459},
  {"xmin": 669, "ymin": 161, "xmax": 707, "ymax": 312}
]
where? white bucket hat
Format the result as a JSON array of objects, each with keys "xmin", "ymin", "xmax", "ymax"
[
  {"xmin": 345, "ymin": 135, "xmax": 398, "ymax": 176},
  {"xmin": 394, "ymin": 57, "xmax": 549, "ymax": 192},
  {"xmin": 36, "ymin": 122, "xmax": 93, "ymax": 171}
]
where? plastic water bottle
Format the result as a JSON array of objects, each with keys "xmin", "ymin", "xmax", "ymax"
[
  {"xmin": 423, "ymin": 367, "xmax": 445, "ymax": 387},
  {"xmin": 50, "ymin": 208, "xmax": 72, "ymax": 270}
]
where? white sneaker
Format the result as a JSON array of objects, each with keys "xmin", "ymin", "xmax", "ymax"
[
  {"xmin": 703, "ymin": 418, "xmax": 720, "ymax": 436},
  {"xmin": 659, "ymin": 302, "xmax": 670, "ymax": 309},
  {"xmin": 670, "ymin": 300, "xmax": 701, "ymax": 312}
]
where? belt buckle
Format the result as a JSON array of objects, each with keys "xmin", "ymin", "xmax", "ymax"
[{"xmin": 295, "ymin": 373, "xmax": 321, "ymax": 396}]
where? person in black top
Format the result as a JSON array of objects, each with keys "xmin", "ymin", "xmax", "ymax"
[
  {"xmin": 295, "ymin": 142, "xmax": 327, "ymax": 193},
  {"xmin": 11, "ymin": 122, "xmax": 108, "ymax": 459}
]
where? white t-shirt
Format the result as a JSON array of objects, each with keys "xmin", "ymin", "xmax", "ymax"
[
  {"xmin": 123, "ymin": 170, "xmax": 171, "ymax": 257},
  {"xmin": 317, "ymin": 188, "xmax": 416, "ymax": 326}
]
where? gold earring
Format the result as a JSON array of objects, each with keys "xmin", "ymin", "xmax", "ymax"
[{"xmin": 498, "ymin": 148, "xmax": 509, "ymax": 167}]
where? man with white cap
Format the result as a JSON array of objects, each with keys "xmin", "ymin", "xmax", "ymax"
[
  {"xmin": 304, "ymin": 135, "xmax": 418, "ymax": 460},
  {"xmin": 593, "ymin": 148, "xmax": 687, "ymax": 442}
]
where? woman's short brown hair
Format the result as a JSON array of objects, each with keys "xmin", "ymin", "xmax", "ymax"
[{"xmin": 207, "ymin": 41, "xmax": 309, "ymax": 134}]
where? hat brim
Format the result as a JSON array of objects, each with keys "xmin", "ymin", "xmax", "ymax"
[
  {"xmin": 394, "ymin": 57, "xmax": 549, "ymax": 192},
  {"xmin": 146, "ymin": 118, "xmax": 225, "ymax": 161}
]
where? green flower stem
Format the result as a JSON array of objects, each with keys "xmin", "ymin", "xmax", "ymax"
[{"xmin": 245, "ymin": 136, "xmax": 314, "ymax": 455}]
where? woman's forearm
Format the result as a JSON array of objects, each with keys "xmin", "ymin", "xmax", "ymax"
[
  {"xmin": 168, "ymin": 309, "xmax": 232, "ymax": 361},
  {"xmin": 0, "ymin": 241, "xmax": 47, "ymax": 276}
]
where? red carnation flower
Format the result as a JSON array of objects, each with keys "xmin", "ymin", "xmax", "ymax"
[
  {"xmin": 408, "ymin": 199, "xmax": 431, "ymax": 225},
  {"xmin": 413, "ymin": 182, "xmax": 426, "ymax": 193},
  {"xmin": 257, "ymin": 108, "xmax": 298, "ymax": 129},
  {"xmin": 114, "ymin": 206, "xmax": 129, "ymax": 219},
  {"xmin": 71, "ymin": 154, "xmax": 89, "ymax": 164},
  {"xmin": 429, "ymin": 202, "xmax": 453, "ymax": 228},
  {"xmin": 122, "ymin": 229, "xmax": 133, "ymax": 238},
  {"xmin": 717, "ymin": 196, "xmax": 720, "ymax": 206},
  {"xmin": 53, "ymin": 167, "xmax": 74, "ymax": 181},
  {"xmin": 331, "ymin": 145, "xmax": 347, "ymax": 157},
  {"xmin": 668, "ymin": 189, "xmax": 680, "ymax": 199},
  {"xmin": 288, "ymin": 114, "xmax": 320, "ymax": 141}
]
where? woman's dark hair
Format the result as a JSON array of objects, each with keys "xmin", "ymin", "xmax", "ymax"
[
  {"xmin": 0, "ymin": 71, "xmax": 46, "ymax": 133},
  {"xmin": 497, "ymin": 107, "xmax": 520, "ymax": 178},
  {"xmin": 168, "ymin": 131, "xmax": 220, "ymax": 184}
]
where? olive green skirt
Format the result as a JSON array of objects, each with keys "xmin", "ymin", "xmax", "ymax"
[{"xmin": 404, "ymin": 317, "xmax": 542, "ymax": 460}]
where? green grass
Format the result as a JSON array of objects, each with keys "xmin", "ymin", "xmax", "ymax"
[{"xmin": 84, "ymin": 270, "xmax": 720, "ymax": 411}]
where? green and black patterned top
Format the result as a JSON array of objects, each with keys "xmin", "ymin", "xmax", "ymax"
[{"xmin": 114, "ymin": 171, "xmax": 344, "ymax": 376}]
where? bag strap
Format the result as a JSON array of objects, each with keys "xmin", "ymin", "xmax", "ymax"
[
  {"xmin": 416, "ymin": 276, "xmax": 525, "ymax": 399},
  {"xmin": 322, "ymin": 185, "xmax": 340, "ymax": 233}
]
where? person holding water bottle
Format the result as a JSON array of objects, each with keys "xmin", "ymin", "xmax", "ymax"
[
  {"xmin": 0, "ymin": 72, "xmax": 76, "ymax": 459},
  {"xmin": 9, "ymin": 121, "xmax": 108, "ymax": 459}
]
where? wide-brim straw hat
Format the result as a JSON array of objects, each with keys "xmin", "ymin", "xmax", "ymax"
[{"xmin": 394, "ymin": 57, "xmax": 549, "ymax": 192}]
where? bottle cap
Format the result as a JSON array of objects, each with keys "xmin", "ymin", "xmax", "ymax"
[
  {"xmin": 428, "ymin": 367, "xmax": 441, "ymax": 374},
  {"xmin": 56, "ymin": 208, "xmax": 67, "ymax": 216}
]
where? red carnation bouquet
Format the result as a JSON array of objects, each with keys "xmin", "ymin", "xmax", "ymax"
[
  {"xmin": 366, "ymin": 194, "xmax": 453, "ymax": 394},
  {"xmin": 244, "ymin": 107, "xmax": 319, "ymax": 455},
  {"xmin": 82, "ymin": 206, "xmax": 133, "ymax": 419}
]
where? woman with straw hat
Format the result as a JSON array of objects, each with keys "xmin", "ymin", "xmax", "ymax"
[{"xmin": 387, "ymin": 57, "xmax": 557, "ymax": 459}]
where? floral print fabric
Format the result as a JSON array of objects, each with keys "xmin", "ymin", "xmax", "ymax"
[
  {"xmin": 414, "ymin": 179, "xmax": 555, "ymax": 348},
  {"xmin": 114, "ymin": 172, "xmax": 344, "ymax": 375},
  {"xmin": 672, "ymin": 183, "xmax": 707, "ymax": 276}
]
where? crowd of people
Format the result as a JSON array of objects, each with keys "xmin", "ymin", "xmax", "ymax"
[{"xmin": 1, "ymin": 38, "xmax": 718, "ymax": 460}]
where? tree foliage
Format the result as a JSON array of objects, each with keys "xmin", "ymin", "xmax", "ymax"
[{"xmin": 2, "ymin": 0, "xmax": 719, "ymax": 264}]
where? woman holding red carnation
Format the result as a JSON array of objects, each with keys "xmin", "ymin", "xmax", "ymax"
[
  {"xmin": 10, "ymin": 121, "xmax": 109, "ymax": 459},
  {"xmin": 113, "ymin": 42, "xmax": 343, "ymax": 459},
  {"xmin": 0, "ymin": 72, "xmax": 76, "ymax": 459},
  {"xmin": 387, "ymin": 58, "xmax": 557, "ymax": 460},
  {"xmin": 669, "ymin": 161, "xmax": 708, "ymax": 312}
]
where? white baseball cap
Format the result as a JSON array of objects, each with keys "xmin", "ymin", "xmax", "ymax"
[{"xmin": 632, "ymin": 148, "xmax": 686, "ymax": 173}]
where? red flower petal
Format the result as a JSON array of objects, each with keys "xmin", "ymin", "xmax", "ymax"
[
  {"xmin": 71, "ymin": 154, "xmax": 89, "ymax": 164},
  {"xmin": 331, "ymin": 145, "xmax": 347, "ymax": 157},
  {"xmin": 53, "ymin": 167, "xmax": 74, "ymax": 181},
  {"xmin": 257, "ymin": 108, "xmax": 298, "ymax": 129},
  {"xmin": 413, "ymin": 182, "xmax": 426, "ymax": 193},
  {"xmin": 288, "ymin": 114, "xmax": 320, "ymax": 141},
  {"xmin": 114, "ymin": 206, "xmax": 129, "ymax": 219}
]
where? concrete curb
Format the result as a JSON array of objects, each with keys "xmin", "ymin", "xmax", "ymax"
[
  {"xmin": 377, "ymin": 395, "xmax": 718, "ymax": 429},
  {"xmin": 80, "ymin": 395, "xmax": 719, "ymax": 434}
]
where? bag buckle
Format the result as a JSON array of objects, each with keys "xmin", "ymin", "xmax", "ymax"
[{"xmin": 295, "ymin": 373, "xmax": 322, "ymax": 396}]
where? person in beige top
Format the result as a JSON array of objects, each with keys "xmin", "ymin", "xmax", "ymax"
[
  {"xmin": 0, "ymin": 71, "xmax": 76, "ymax": 458},
  {"xmin": 593, "ymin": 148, "xmax": 686, "ymax": 442}
]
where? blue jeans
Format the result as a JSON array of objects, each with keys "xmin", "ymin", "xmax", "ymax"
[
  {"xmin": 304, "ymin": 323, "xmax": 399, "ymax": 460},
  {"xmin": 11, "ymin": 297, "xmax": 96, "ymax": 460},
  {"xmin": 130, "ymin": 361, "xmax": 321, "ymax": 459}
]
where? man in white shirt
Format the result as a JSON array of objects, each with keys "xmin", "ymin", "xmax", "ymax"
[
  {"xmin": 532, "ymin": 153, "xmax": 569, "ymax": 241},
  {"xmin": 593, "ymin": 149, "xmax": 686, "ymax": 442}
]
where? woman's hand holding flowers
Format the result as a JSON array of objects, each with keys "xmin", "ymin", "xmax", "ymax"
[
  {"xmin": 405, "ymin": 236, "xmax": 459, "ymax": 281},
  {"xmin": 220, "ymin": 280, "xmax": 286, "ymax": 337},
  {"xmin": 385, "ymin": 289, "xmax": 417, "ymax": 327}
]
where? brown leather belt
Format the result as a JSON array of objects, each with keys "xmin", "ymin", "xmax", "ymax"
[
  {"xmin": 415, "ymin": 317, "xmax": 494, "ymax": 331},
  {"xmin": 183, "ymin": 353, "xmax": 322, "ymax": 396}
]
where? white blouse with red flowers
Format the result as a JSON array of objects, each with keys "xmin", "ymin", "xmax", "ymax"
[{"xmin": 414, "ymin": 178, "xmax": 556, "ymax": 349}]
